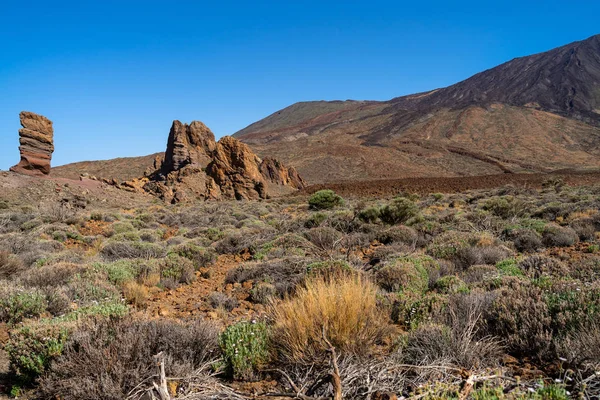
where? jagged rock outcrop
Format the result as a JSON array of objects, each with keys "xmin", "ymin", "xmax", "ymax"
[
  {"xmin": 10, "ymin": 112, "xmax": 54, "ymax": 176},
  {"xmin": 259, "ymin": 157, "xmax": 305, "ymax": 189},
  {"xmin": 161, "ymin": 120, "xmax": 216, "ymax": 174},
  {"xmin": 140, "ymin": 120, "xmax": 305, "ymax": 202}
]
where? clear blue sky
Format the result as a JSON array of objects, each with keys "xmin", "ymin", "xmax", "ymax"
[{"xmin": 1, "ymin": 0, "xmax": 599, "ymax": 169}]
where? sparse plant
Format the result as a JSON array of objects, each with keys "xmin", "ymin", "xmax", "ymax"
[{"xmin": 220, "ymin": 321, "xmax": 269, "ymax": 380}]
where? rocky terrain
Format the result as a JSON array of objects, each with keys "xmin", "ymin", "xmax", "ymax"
[
  {"xmin": 10, "ymin": 112, "xmax": 54, "ymax": 176},
  {"xmin": 1, "ymin": 170, "xmax": 600, "ymax": 399},
  {"xmin": 27, "ymin": 117, "xmax": 305, "ymax": 203},
  {"xmin": 234, "ymin": 34, "xmax": 600, "ymax": 183}
]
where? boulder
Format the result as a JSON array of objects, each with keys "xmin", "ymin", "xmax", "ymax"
[{"xmin": 10, "ymin": 112, "xmax": 54, "ymax": 176}]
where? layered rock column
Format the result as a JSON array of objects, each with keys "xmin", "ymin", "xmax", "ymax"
[{"xmin": 10, "ymin": 111, "xmax": 54, "ymax": 176}]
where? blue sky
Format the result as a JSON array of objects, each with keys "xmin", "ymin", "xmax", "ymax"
[{"xmin": 1, "ymin": 0, "xmax": 599, "ymax": 169}]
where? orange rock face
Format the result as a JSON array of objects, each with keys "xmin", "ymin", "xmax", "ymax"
[
  {"xmin": 10, "ymin": 112, "xmax": 54, "ymax": 176},
  {"xmin": 143, "ymin": 120, "xmax": 305, "ymax": 202}
]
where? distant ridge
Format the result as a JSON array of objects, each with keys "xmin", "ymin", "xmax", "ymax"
[{"xmin": 234, "ymin": 34, "xmax": 600, "ymax": 184}]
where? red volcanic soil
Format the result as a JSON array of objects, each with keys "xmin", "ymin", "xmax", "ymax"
[{"xmin": 299, "ymin": 171, "xmax": 600, "ymax": 198}]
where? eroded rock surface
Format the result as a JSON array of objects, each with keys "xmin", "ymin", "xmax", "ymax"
[
  {"xmin": 140, "ymin": 120, "xmax": 305, "ymax": 202},
  {"xmin": 10, "ymin": 112, "xmax": 54, "ymax": 176}
]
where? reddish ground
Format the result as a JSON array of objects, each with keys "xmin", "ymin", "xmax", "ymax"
[{"xmin": 300, "ymin": 171, "xmax": 600, "ymax": 198}]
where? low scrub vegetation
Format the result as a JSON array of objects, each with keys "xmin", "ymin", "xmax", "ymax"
[{"xmin": 1, "ymin": 183, "xmax": 600, "ymax": 398}]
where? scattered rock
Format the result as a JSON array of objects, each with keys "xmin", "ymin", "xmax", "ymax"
[{"xmin": 10, "ymin": 111, "xmax": 54, "ymax": 176}]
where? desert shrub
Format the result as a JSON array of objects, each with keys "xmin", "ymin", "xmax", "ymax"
[
  {"xmin": 225, "ymin": 257, "xmax": 309, "ymax": 296},
  {"xmin": 427, "ymin": 231, "xmax": 480, "ymax": 260},
  {"xmin": 358, "ymin": 206, "xmax": 381, "ymax": 223},
  {"xmin": 402, "ymin": 320, "xmax": 501, "ymax": 370},
  {"xmin": 111, "ymin": 231, "xmax": 141, "ymax": 242},
  {"xmin": 220, "ymin": 321, "xmax": 270, "ymax": 380},
  {"xmin": 569, "ymin": 218, "xmax": 597, "ymax": 241},
  {"xmin": 481, "ymin": 195, "xmax": 529, "ymax": 218},
  {"xmin": 0, "ymin": 250, "xmax": 25, "ymax": 278},
  {"xmin": 0, "ymin": 287, "xmax": 47, "ymax": 323},
  {"xmin": 391, "ymin": 291, "xmax": 446, "ymax": 329},
  {"xmin": 250, "ymin": 282, "xmax": 277, "ymax": 304},
  {"xmin": 122, "ymin": 281, "xmax": 149, "ymax": 308},
  {"xmin": 379, "ymin": 197, "xmax": 418, "ymax": 225},
  {"xmin": 43, "ymin": 286, "xmax": 72, "ymax": 316},
  {"xmin": 110, "ymin": 221, "xmax": 135, "ymax": 234},
  {"xmin": 40, "ymin": 318, "xmax": 220, "ymax": 400},
  {"xmin": 21, "ymin": 262, "xmax": 83, "ymax": 288},
  {"xmin": 454, "ymin": 245, "xmax": 511, "ymax": 269},
  {"xmin": 308, "ymin": 190, "xmax": 344, "ymax": 210},
  {"xmin": 270, "ymin": 273, "xmax": 393, "ymax": 363},
  {"xmin": 214, "ymin": 229, "xmax": 271, "ymax": 255},
  {"xmin": 171, "ymin": 242, "xmax": 216, "ymax": 268},
  {"xmin": 139, "ymin": 229, "xmax": 159, "ymax": 242},
  {"xmin": 6, "ymin": 323, "xmax": 69, "ymax": 382},
  {"xmin": 400, "ymin": 296, "xmax": 503, "ymax": 371},
  {"xmin": 556, "ymin": 322, "xmax": 600, "ymax": 368},
  {"xmin": 159, "ymin": 254, "xmax": 195, "ymax": 286},
  {"xmin": 97, "ymin": 260, "xmax": 137, "ymax": 286},
  {"xmin": 428, "ymin": 231, "xmax": 510, "ymax": 269},
  {"xmin": 208, "ymin": 291, "xmax": 239, "ymax": 311},
  {"xmin": 304, "ymin": 226, "xmax": 343, "ymax": 252},
  {"xmin": 375, "ymin": 258, "xmax": 429, "ymax": 293},
  {"xmin": 542, "ymin": 224, "xmax": 579, "ymax": 247},
  {"xmin": 100, "ymin": 240, "xmax": 166, "ymax": 260},
  {"xmin": 306, "ymin": 260, "xmax": 352, "ymax": 279},
  {"xmin": 66, "ymin": 270, "xmax": 121, "ymax": 306},
  {"xmin": 545, "ymin": 282, "xmax": 600, "ymax": 334},
  {"xmin": 495, "ymin": 258, "xmax": 524, "ymax": 277},
  {"xmin": 462, "ymin": 264, "xmax": 498, "ymax": 284},
  {"xmin": 484, "ymin": 280, "xmax": 553, "ymax": 357},
  {"xmin": 377, "ymin": 225, "xmax": 418, "ymax": 246},
  {"xmin": 304, "ymin": 212, "xmax": 327, "ymax": 228},
  {"xmin": 434, "ymin": 275, "xmax": 468, "ymax": 294},
  {"xmin": 533, "ymin": 201, "xmax": 571, "ymax": 221},
  {"xmin": 519, "ymin": 255, "xmax": 568, "ymax": 279},
  {"xmin": 510, "ymin": 229, "xmax": 543, "ymax": 252}
]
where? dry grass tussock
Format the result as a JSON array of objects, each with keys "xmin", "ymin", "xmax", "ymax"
[{"xmin": 270, "ymin": 272, "xmax": 394, "ymax": 363}]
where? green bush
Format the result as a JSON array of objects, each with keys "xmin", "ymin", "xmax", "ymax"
[
  {"xmin": 160, "ymin": 254, "xmax": 195, "ymax": 286},
  {"xmin": 376, "ymin": 256, "xmax": 431, "ymax": 294},
  {"xmin": 392, "ymin": 292, "xmax": 446, "ymax": 329},
  {"xmin": 170, "ymin": 242, "xmax": 216, "ymax": 268},
  {"xmin": 6, "ymin": 324, "xmax": 68, "ymax": 381},
  {"xmin": 481, "ymin": 195, "xmax": 529, "ymax": 218},
  {"xmin": 0, "ymin": 289, "xmax": 48, "ymax": 323},
  {"xmin": 111, "ymin": 221, "xmax": 135, "ymax": 234},
  {"xmin": 379, "ymin": 197, "xmax": 418, "ymax": 225},
  {"xmin": 496, "ymin": 258, "xmax": 524, "ymax": 277},
  {"xmin": 434, "ymin": 275, "xmax": 469, "ymax": 294},
  {"xmin": 96, "ymin": 260, "xmax": 137, "ymax": 286},
  {"xmin": 308, "ymin": 190, "xmax": 344, "ymax": 210},
  {"xmin": 358, "ymin": 206, "xmax": 381, "ymax": 223},
  {"xmin": 220, "ymin": 321, "xmax": 269, "ymax": 380}
]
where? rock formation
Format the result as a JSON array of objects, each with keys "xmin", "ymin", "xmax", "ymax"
[
  {"xmin": 161, "ymin": 120, "xmax": 216, "ymax": 174},
  {"xmin": 141, "ymin": 120, "xmax": 305, "ymax": 202},
  {"xmin": 10, "ymin": 112, "xmax": 54, "ymax": 176}
]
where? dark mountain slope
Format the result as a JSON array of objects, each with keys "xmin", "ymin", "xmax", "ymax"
[{"xmin": 234, "ymin": 35, "xmax": 600, "ymax": 183}]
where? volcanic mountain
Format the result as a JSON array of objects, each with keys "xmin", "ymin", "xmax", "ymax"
[{"xmin": 234, "ymin": 34, "xmax": 600, "ymax": 183}]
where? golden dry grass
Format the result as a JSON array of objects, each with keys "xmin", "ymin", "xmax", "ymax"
[
  {"xmin": 123, "ymin": 281, "xmax": 150, "ymax": 308},
  {"xmin": 270, "ymin": 273, "xmax": 393, "ymax": 363}
]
